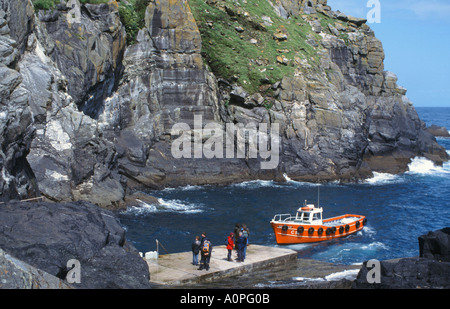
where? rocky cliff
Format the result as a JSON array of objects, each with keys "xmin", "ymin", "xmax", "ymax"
[{"xmin": 0, "ymin": 0, "xmax": 447, "ymax": 208}]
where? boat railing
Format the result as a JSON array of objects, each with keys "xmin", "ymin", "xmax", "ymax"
[{"xmin": 272, "ymin": 214, "xmax": 295, "ymax": 222}]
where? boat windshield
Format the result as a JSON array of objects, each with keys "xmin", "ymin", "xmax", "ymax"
[
  {"xmin": 296, "ymin": 211, "xmax": 322, "ymax": 222},
  {"xmin": 312, "ymin": 212, "xmax": 322, "ymax": 221},
  {"xmin": 302, "ymin": 212, "xmax": 310, "ymax": 221}
]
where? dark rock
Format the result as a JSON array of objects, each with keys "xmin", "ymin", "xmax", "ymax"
[
  {"xmin": 426, "ymin": 124, "xmax": 450, "ymax": 137},
  {"xmin": 418, "ymin": 227, "xmax": 450, "ymax": 262},
  {"xmin": 0, "ymin": 201, "xmax": 151, "ymax": 289},
  {"xmin": 353, "ymin": 257, "xmax": 450, "ymax": 289},
  {"xmin": 0, "ymin": 248, "xmax": 72, "ymax": 289},
  {"xmin": 353, "ymin": 228, "xmax": 450, "ymax": 289},
  {"xmin": 0, "ymin": 0, "xmax": 39, "ymax": 202},
  {"xmin": 39, "ymin": 0, "xmax": 126, "ymax": 118}
]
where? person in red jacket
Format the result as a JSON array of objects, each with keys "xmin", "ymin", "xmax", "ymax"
[{"xmin": 226, "ymin": 232, "xmax": 234, "ymax": 261}]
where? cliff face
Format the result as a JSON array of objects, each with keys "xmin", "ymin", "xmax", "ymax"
[
  {"xmin": 0, "ymin": 0, "xmax": 447, "ymax": 207},
  {"xmin": 0, "ymin": 0, "xmax": 38, "ymax": 201}
]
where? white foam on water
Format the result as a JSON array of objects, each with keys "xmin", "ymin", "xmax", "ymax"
[
  {"xmin": 364, "ymin": 172, "xmax": 402, "ymax": 185},
  {"xmin": 406, "ymin": 157, "xmax": 450, "ymax": 176},
  {"xmin": 324, "ymin": 269, "xmax": 360, "ymax": 281},
  {"xmin": 162, "ymin": 184, "xmax": 205, "ymax": 192},
  {"xmin": 292, "ymin": 276, "xmax": 325, "ymax": 282},
  {"xmin": 283, "ymin": 173, "xmax": 321, "ymax": 187},
  {"xmin": 231, "ymin": 179, "xmax": 283, "ymax": 189},
  {"xmin": 359, "ymin": 241, "xmax": 388, "ymax": 251},
  {"xmin": 279, "ymin": 243, "xmax": 311, "ymax": 251},
  {"xmin": 292, "ymin": 269, "xmax": 359, "ymax": 283},
  {"xmin": 123, "ymin": 198, "xmax": 204, "ymax": 215},
  {"xmin": 360, "ymin": 225, "xmax": 376, "ymax": 237}
]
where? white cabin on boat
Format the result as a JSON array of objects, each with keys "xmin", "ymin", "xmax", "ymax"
[{"xmin": 294, "ymin": 201, "xmax": 323, "ymax": 225}]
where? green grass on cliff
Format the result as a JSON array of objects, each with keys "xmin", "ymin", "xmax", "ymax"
[
  {"xmin": 32, "ymin": 0, "xmax": 109, "ymax": 11},
  {"xmin": 188, "ymin": 0, "xmax": 320, "ymax": 94},
  {"xmin": 118, "ymin": 0, "xmax": 150, "ymax": 44},
  {"xmin": 32, "ymin": 0, "xmax": 149, "ymax": 45}
]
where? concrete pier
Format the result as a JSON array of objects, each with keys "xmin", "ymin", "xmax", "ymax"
[{"xmin": 146, "ymin": 245, "xmax": 297, "ymax": 286}]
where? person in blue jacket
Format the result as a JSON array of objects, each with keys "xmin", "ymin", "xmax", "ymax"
[{"xmin": 235, "ymin": 231, "xmax": 246, "ymax": 262}]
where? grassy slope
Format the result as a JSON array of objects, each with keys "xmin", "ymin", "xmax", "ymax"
[{"xmin": 188, "ymin": 0, "xmax": 324, "ymax": 94}]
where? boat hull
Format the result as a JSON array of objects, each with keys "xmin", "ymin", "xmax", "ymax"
[{"xmin": 270, "ymin": 214, "xmax": 366, "ymax": 244}]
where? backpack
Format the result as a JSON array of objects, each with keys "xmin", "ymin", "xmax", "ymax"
[{"xmin": 202, "ymin": 240, "xmax": 210, "ymax": 253}]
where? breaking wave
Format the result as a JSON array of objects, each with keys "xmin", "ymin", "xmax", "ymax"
[
  {"xmin": 365, "ymin": 156, "xmax": 450, "ymax": 185},
  {"xmin": 162, "ymin": 184, "xmax": 206, "ymax": 192},
  {"xmin": 406, "ymin": 157, "xmax": 450, "ymax": 176},
  {"xmin": 292, "ymin": 269, "xmax": 360, "ymax": 283},
  {"xmin": 122, "ymin": 198, "xmax": 204, "ymax": 215},
  {"xmin": 283, "ymin": 173, "xmax": 321, "ymax": 187},
  {"xmin": 231, "ymin": 179, "xmax": 283, "ymax": 189},
  {"xmin": 364, "ymin": 172, "xmax": 402, "ymax": 185}
]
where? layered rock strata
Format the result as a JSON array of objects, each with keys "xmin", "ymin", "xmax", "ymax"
[{"xmin": 0, "ymin": 0, "xmax": 447, "ymax": 208}]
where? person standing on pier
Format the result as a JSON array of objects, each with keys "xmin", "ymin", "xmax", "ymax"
[
  {"xmin": 242, "ymin": 224, "xmax": 249, "ymax": 260},
  {"xmin": 191, "ymin": 235, "xmax": 201, "ymax": 266},
  {"xmin": 226, "ymin": 232, "xmax": 234, "ymax": 261},
  {"xmin": 236, "ymin": 231, "xmax": 246, "ymax": 262},
  {"xmin": 198, "ymin": 232, "xmax": 212, "ymax": 270}
]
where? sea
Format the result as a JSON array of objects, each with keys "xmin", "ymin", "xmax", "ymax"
[{"xmin": 117, "ymin": 107, "xmax": 450, "ymax": 288}]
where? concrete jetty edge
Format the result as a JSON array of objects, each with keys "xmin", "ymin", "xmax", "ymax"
[{"xmin": 146, "ymin": 245, "xmax": 297, "ymax": 286}]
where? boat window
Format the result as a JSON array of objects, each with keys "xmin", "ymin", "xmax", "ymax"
[
  {"xmin": 302, "ymin": 213, "xmax": 310, "ymax": 221},
  {"xmin": 312, "ymin": 213, "xmax": 321, "ymax": 221}
]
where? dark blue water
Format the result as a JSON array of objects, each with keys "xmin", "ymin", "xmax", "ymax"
[{"xmin": 118, "ymin": 107, "xmax": 450, "ymax": 267}]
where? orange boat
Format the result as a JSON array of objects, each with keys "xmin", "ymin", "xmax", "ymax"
[{"xmin": 270, "ymin": 201, "xmax": 367, "ymax": 244}]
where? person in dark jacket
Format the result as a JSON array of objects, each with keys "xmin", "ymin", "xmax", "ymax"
[
  {"xmin": 235, "ymin": 231, "xmax": 246, "ymax": 262},
  {"xmin": 198, "ymin": 232, "xmax": 213, "ymax": 270},
  {"xmin": 191, "ymin": 235, "xmax": 201, "ymax": 266}
]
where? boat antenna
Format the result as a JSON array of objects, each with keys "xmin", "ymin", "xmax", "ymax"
[
  {"xmin": 317, "ymin": 186, "xmax": 320, "ymax": 208},
  {"xmin": 317, "ymin": 178, "xmax": 320, "ymax": 208}
]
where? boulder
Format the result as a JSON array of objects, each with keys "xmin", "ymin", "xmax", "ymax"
[
  {"xmin": 419, "ymin": 227, "xmax": 450, "ymax": 262},
  {"xmin": 0, "ymin": 248, "xmax": 72, "ymax": 289},
  {"xmin": 0, "ymin": 201, "xmax": 151, "ymax": 289},
  {"xmin": 353, "ymin": 228, "xmax": 450, "ymax": 289},
  {"xmin": 426, "ymin": 125, "xmax": 450, "ymax": 138}
]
